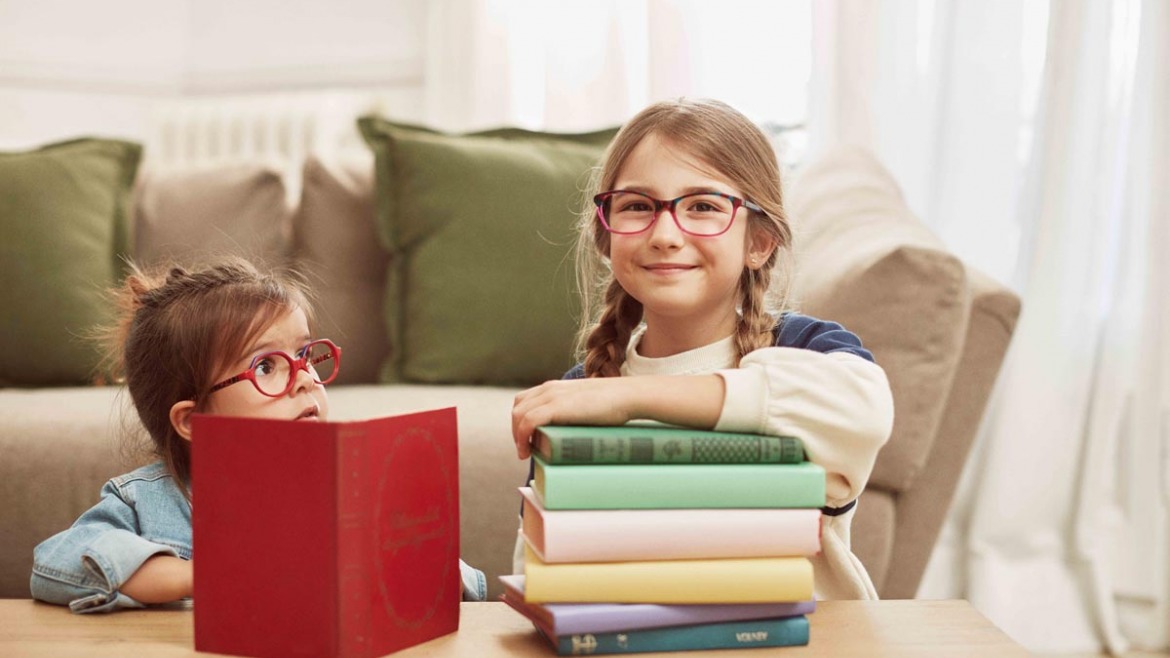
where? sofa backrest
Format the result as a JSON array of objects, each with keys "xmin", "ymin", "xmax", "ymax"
[
  {"xmin": 788, "ymin": 147, "xmax": 971, "ymax": 494},
  {"xmin": 291, "ymin": 155, "xmax": 388, "ymax": 385}
]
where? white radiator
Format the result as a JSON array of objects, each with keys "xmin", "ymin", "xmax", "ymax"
[{"xmin": 144, "ymin": 90, "xmax": 419, "ymax": 195}]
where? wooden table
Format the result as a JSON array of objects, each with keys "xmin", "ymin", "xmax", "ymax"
[{"xmin": 0, "ymin": 599, "xmax": 1030, "ymax": 657}]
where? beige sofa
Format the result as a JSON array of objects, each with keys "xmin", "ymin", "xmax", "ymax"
[{"xmin": 0, "ymin": 144, "xmax": 1019, "ymax": 601}]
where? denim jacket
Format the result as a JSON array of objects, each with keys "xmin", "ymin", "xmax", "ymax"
[{"xmin": 31, "ymin": 462, "xmax": 487, "ymax": 613}]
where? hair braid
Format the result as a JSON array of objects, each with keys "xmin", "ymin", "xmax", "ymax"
[
  {"xmin": 583, "ymin": 280, "xmax": 643, "ymax": 377},
  {"xmin": 734, "ymin": 266, "xmax": 778, "ymax": 364}
]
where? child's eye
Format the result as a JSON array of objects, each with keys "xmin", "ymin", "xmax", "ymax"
[
  {"xmin": 619, "ymin": 201, "xmax": 653, "ymax": 213},
  {"xmin": 687, "ymin": 197, "xmax": 727, "ymax": 214},
  {"xmin": 254, "ymin": 357, "xmax": 278, "ymax": 376}
]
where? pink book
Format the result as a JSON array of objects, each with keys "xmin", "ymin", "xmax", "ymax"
[{"xmin": 519, "ymin": 487, "xmax": 821, "ymax": 563}]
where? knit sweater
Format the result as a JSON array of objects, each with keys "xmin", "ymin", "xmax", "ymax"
[{"xmin": 513, "ymin": 313, "xmax": 895, "ymax": 599}]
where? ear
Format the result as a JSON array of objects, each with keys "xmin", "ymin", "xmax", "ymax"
[
  {"xmin": 745, "ymin": 225, "xmax": 778, "ymax": 271},
  {"xmin": 169, "ymin": 400, "xmax": 197, "ymax": 442}
]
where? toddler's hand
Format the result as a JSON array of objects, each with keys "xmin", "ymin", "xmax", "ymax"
[{"xmin": 511, "ymin": 379, "xmax": 636, "ymax": 459}]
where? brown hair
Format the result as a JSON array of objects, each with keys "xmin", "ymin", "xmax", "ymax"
[
  {"xmin": 99, "ymin": 257, "xmax": 313, "ymax": 492},
  {"xmin": 577, "ymin": 98, "xmax": 793, "ymax": 377}
]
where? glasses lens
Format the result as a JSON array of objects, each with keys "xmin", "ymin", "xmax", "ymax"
[
  {"xmin": 252, "ymin": 352, "xmax": 293, "ymax": 396},
  {"xmin": 305, "ymin": 341, "xmax": 338, "ymax": 384},
  {"xmin": 602, "ymin": 192, "xmax": 656, "ymax": 233},
  {"xmin": 676, "ymin": 194, "xmax": 735, "ymax": 236}
]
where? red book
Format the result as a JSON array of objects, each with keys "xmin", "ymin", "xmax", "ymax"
[{"xmin": 191, "ymin": 408, "xmax": 460, "ymax": 658}]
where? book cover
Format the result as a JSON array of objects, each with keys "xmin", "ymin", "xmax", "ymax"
[
  {"xmin": 532, "ymin": 424, "xmax": 804, "ymax": 464},
  {"xmin": 191, "ymin": 408, "xmax": 460, "ymax": 658},
  {"xmin": 500, "ymin": 574, "xmax": 815, "ymax": 636},
  {"xmin": 520, "ymin": 487, "xmax": 821, "ymax": 563},
  {"xmin": 532, "ymin": 456, "xmax": 826, "ymax": 510},
  {"xmin": 522, "ymin": 546, "xmax": 814, "ymax": 604},
  {"xmin": 538, "ymin": 615, "xmax": 810, "ymax": 655}
]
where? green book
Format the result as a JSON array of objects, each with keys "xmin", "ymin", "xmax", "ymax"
[
  {"xmin": 532, "ymin": 424, "xmax": 804, "ymax": 465},
  {"xmin": 532, "ymin": 456, "xmax": 826, "ymax": 510},
  {"xmin": 542, "ymin": 615, "xmax": 810, "ymax": 655}
]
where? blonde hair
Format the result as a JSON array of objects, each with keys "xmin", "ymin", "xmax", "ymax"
[
  {"xmin": 576, "ymin": 98, "xmax": 793, "ymax": 377},
  {"xmin": 98, "ymin": 257, "xmax": 313, "ymax": 491}
]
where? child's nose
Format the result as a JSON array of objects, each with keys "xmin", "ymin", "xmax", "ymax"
[
  {"xmin": 290, "ymin": 364, "xmax": 316, "ymax": 395},
  {"xmin": 648, "ymin": 205, "xmax": 685, "ymax": 245}
]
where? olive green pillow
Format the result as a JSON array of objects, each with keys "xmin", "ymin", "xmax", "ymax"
[
  {"xmin": 358, "ymin": 117, "xmax": 616, "ymax": 386},
  {"xmin": 0, "ymin": 138, "xmax": 142, "ymax": 386}
]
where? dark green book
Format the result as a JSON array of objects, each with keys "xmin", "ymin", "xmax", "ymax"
[
  {"xmin": 540, "ymin": 615, "xmax": 810, "ymax": 655},
  {"xmin": 532, "ymin": 424, "xmax": 804, "ymax": 465}
]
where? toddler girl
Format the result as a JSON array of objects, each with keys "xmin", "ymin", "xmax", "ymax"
[{"xmin": 32, "ymin": 258, "xmax": 485, "ymax": 612}]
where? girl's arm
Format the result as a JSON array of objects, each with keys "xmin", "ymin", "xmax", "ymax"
[
  {"xmin": 716, "ymin": 347, "xmax": 895, "ymax": 506},
  {"xmin": 511, "ymin": 374, "xmax": 725, "ymax": 459},
  {"xmin": 120, "ymin": 555, "xmax": 192, "ymax": 603},
  {"xmin": 511, "ymin": 347, "xmax": 893, "ymax": 506},
  {"xmin": 31, "ymin": 481, "xmax": 187, "ymax": 613}
]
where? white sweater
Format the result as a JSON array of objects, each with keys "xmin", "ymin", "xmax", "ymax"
[{"xmin": 513, "ymin": 320, "xmax": 895, "ymax": 600}]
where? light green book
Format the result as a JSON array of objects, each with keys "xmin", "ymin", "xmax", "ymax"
[
  {"xmin": 531, "ymin": 456, "xmax": 826, "ymax": 510},
  {"xmin": 532, "ymin": 424, "xmax": 804, "ymax": 465}
]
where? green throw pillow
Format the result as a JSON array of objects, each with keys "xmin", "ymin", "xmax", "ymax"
[
  {"xmin": 358, "ymin": 117, "xmax": 616, "ymax": 386},
  {"xmin": 0, "ymin": 138, "xmax": 142, "ymax": 386}
]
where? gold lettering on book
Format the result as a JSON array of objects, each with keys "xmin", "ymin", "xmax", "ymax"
[
  {"xmin": 736, "ymin": 631, "xmax": 769, "ymax": 642},
  {"xmin": 570, "ymin": 634, "xmax": 598, "ymax": 654}
]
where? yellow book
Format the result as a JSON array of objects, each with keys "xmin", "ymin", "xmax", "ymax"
[{"xmin": 522, "ymin": 545, "xmax": 813, "ymax": 604}]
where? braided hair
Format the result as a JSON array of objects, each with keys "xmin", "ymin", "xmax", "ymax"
[
  {"xmin": 99, "ymin": 257, "xmax": 312, "ymax": 491},
  {"xmin": 576, "ymin": 99, "xmax": 793, "ymax": 376}
]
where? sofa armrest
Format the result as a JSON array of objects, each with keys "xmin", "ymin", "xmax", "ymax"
[{"xmin": 880, "ymin": 267, "xmax": 1021, "ymax": 598}]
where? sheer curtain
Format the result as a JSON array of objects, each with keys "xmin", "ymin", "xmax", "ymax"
[
  {"xmin": 809, "ymin": 0, "xmax": 1169, "ymax": 652},
  {"xmin": 421, "ymin": 0, "xmax": 1169, "ymax": 651},
  {"xmin": 421, "ymin": 0, "xmax": 811, "ymax": 133}
]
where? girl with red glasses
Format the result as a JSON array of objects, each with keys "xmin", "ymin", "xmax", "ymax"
[
  {"xmin": 32, "ymin": 258, "xmax": 485, "ymax": 612},
  {"xmin": 510, "ymin": 99, "xmax": 895, "ymax": 600}
]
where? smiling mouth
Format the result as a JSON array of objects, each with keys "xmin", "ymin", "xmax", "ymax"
[{"xmin": 643, "ymin": 264, "xmax": 696, "ymax": 273}]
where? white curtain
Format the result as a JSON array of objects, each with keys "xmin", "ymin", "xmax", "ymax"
[
  {"xmin": 809, "ymin": 0, "xmax": 1170, "ymax": 653},
  {"xmin": 421, "ymin": 0, "xmax": 811, "ymax": 133}
]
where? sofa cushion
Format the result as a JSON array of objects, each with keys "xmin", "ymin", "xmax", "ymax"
[
  {"xmin": 0, "ymin": 138, "xmax": 141, "ymax": 387},
  {"xmin": 0, "ymin": 384, "xmax": 527, "ymax": 601},
  {"xmin": 0, "ymin": 387, "xmax": 140, "ymax": 598},
  {"xmin": 134, "ymin": 161, "xmax": 292, "ymax": 270},
  {"xmin": 292, "ymin": 154, "xmax": 388, "ymax": 385},
  {"xmin": 358, "ymin": 117, "xmax": 615, "ymax": 386},
  {"xmin": 788, "ymin": 147, "xmax": 970, "ymax": 493}
]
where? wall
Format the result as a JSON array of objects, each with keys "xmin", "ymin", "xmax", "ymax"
[{"xmin": 0, "ymin": 0, "xmax": 426, "ymax": 151}]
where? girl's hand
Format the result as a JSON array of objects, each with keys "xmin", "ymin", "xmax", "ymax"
[
  {"xmin": 512, "ymin": 379, "xmax": 636, "ymax": 458},
  {"xmin": 511, "ymin": 375, "xmax": 725, "ymax": 459},
  {"xmin": 121, "ymin": 555, "xmax": 193, "ymax": 603}
]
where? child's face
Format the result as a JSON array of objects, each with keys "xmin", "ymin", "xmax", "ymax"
[
  {"xmin": 204, "ymin": 307, "xmax": 331, "ymax": 422},
  {"xmin": 607, "ymin": 133, "xmax": 764, "ymax": 336}
]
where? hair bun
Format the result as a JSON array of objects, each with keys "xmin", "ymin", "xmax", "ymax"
[{"xmin": 165, "ymin": 266, "xmax": 190, "ymax": 285}]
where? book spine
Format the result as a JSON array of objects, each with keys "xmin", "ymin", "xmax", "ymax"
[
  {"xmin": 523, "ymin": 546, "xmax": 814, "ymax": 604},
  {"xmin": 555, "ymin": 616, "xmax": 810, "ymax": 655},
  {"xmin": 549, "ymin": 434, "xmax": 802, "ymax": 464},
  {"xmin": 536, "ymin": 459, "xmax": 826, "ymax": 510},
  {"xmin": 337, "ymin": 427, "xmax": 373, "ymax": 657},
  {"xmin": 535, "ymin": 507, "xmax": 823, "ymax": 563}
]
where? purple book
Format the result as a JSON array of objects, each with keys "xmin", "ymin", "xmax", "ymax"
[{"xmin": 499, "ymin": 575, "xmax": 816, "ymax": 636}]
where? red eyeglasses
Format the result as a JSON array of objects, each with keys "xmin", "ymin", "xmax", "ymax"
[{"xmin": 208, "ymin": 339, "xmax": 342, "ymax": 398}]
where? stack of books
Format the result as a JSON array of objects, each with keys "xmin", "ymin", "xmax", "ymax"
[{"xmin": 503, "ymin": 424, "xmax": 824, "ymax": 655}]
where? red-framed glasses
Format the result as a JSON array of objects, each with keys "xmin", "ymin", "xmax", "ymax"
[
  {"xmin": 594, "ymin": 189, "xmax": 764, "ymax": 237},
  {"xmin": 208, "ymin": 339, "xmax": 342, "ymax": 398}
]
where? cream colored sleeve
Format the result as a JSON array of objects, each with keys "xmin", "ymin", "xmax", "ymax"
[{"xmin": 714, "ymin": 348, "xmax": 894, "ymax": 507}]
